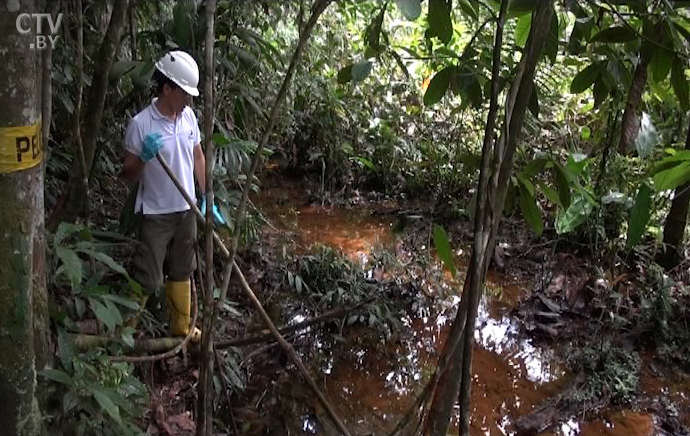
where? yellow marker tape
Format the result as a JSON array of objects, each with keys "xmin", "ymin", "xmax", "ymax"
[{"xmin": 0, "ymin": 122, "xmax": 43, "ymax": 174}]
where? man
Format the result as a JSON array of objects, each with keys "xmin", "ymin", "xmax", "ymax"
[{"xmin": 122, "ymin": 50, "xmax": 223, "ymax": 341}]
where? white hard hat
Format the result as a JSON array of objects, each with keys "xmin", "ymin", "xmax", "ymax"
[{"xmin": 155, "ymin": 51, "xmax": 200, "ymax": 96}]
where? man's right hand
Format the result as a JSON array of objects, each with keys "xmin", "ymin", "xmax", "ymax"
[{"xmin": 140, "ymin": 133, "xmax": 164, "ymax": 162}]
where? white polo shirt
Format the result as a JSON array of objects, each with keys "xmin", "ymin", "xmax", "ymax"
[{"xmin": 124, "ymin": 98, "xmax": 201, "ymax": 215}]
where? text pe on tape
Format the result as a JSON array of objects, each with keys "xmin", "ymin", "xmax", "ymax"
[{"xmin": 0, "ymin": 122, "xmax": 42, "ymax": 174}]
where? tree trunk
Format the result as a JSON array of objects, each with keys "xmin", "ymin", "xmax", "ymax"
[
  {"xmin": 47, "ymin": 0, "xmax": 129, "ymax": 229},
  {"xmin": 0, "ymin": 1, "xmax": 50, "ymax": 435},
  {"xmin": 617, "ymin": 31, "xmax": 658, "ymax": 154},
  {"xmin": 658, "ymin": 120, "xmax": 690, "ymax": 269},
  {"xmin": 35, "ymin": 0, "xmax": 60, "ymax": 372},
  {"xmin": 424, "ymin": 3, "xmax": 555, "ymax": 435},
  {"xmin": 198, "ymin": 0, "xmax": 217, "ymax": 434}
]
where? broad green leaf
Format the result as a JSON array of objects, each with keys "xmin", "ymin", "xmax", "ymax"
[
  {"xmin": 522, "ymin": 157, "xmax": 548, "ymax": 178},
  {"xmin": 172, "ymin": 0, "xmax": 196, "ymax": 49},
  {"xmin": 55, "ymin": 246, "xmax": 83, "ymax": 289},
  {"xmin": 215, "ymin": 53, "xmax": 237, "ymax": 77},
  {"xmin": 580, "ymin": 126, "xmax": 591, "ymax": 139},
  {"xmin": 428, "ymin": 0, "xmax": 453, "ymax": 44},
  {"xmin": 555, "ymin": 194, "xmax": 594, "ymax": 234},
  {"xmin": 591, "ymin": 26, "xmax": 638, "ymax": 43},
  {"xmin": 40, "ymin": 369, "xmax": 72, "ymax": 385},
  {"xmin": 90, "ymin": 387, "xmax": 122, "ymax": 424},
  {"xmin": 566, "ymin": 152, "xmax": 589, "ymax": 176},
  {"xmin": 538, "ymin": 181, "xmax": 562, "ymax": 207},
  {"xmin": 552, "ymin": 163, "xmax": 572, "ymax": 209},
  {"xmin": 77, "ymin": 248, "xmax": 129, "ymax": 278},
  {"xmin": 212, "ymin": 132, "xmax": 231, "ymax": 147},
  {"xmin": 458, "ymin": 0, "xmax": 478, "ymax": 20},
  {"xmin": 635, "ymin": 112, "xmax": 659, "ymax": 158},
  {"xmin": 518, "ymin": 183, "xmax": 543, "ymax": 236},
  {"xmin": 607, "ymin": 59, "xmax": 632, "ymax": 90},
  {"xmin": 650, "ymin": 49, "xmax": 673, "ymax": 83},
  {"xmin": 353, "ymin": 157, "xmax": 377, "ymax": 171},
  {"xmin": 57, "ymin": 328, "xmax": 75, "ymax": 371},
  {"xmin": 545, "ymin": 10, "xmax": 559, "ymax": 64},
  {"xmin": 337, "ymin": 64, "xmax": 353, "ymax": 84},
  {"xmin": 424, "ymin": 66, "xmax": 454, "ymax": 106},
  {"xmin": 509, "ymin": 0, "xmax": 539, "ymax": 16},
  {"xmin": 593, "ymin": 77, "xmax": 609, "ymax": 108},
  {"xmin": 463, "ymin": 76, "xmax": 483, "ymax": 108},
  {"xmin": 515, "ymin": 13, "xmax": 532, "ymax": 48},
  {"xmin": 75, "ymin": 297, "xmax": 86, "ymax": 318},
  {"xmin": 228, "ymin": 43, "xmax": 260, "ymax": 70},
  {"xmin": 89, "ymin": 299, "xmax": 119, "ymax": 332},
  {"xmin": 365, "ymin": 5, "xmax": 386, "ymax": 50},
  {"xmin": 103, "ymin": 301, "xmax": 125, "ymax": 327},
  {"xmin": 671, "ymin": 56, "xmax": 689, "ymax": 111},
  {"xmin": 102, "ymin": 294, "xmax": 140, "ymax": 310},
  {"xmin": 120, "ymin": 326, "xmax": 136, "ymax": 349},
  {"xmin": 432, "ymin": 224, "xmax": 456, "ymax": 278},
  {"xmin": 570, "ymin": 63, "xmax": 600, "ymax": 93},
  {"xmin": 627, "ymin": 184, "xmax": 652, "ymax": 248},
  {"xmin": 517, "ymin": 174, "xmax": 535, "ymax": 197},
  {"xmin": 54, "ymin": 222, "xmax": 83, "ymax": 246},
  {"xmin": 395, "ymin": 0, "xmax": 422, "ymax": 20},
  {"xmin": 650, "ymin": 150, "xmax": 690, "ymax": 176},
  {"xmin": 673, "ymin": 20, "xmax": 690, "ymax": 44},
  {"xmin": 653, "ymin": 160, "xmax": 690, "ymax": 191},
  {"xmin": 351, "ymin": 60, "xmax": 373, "ymax": 82}
]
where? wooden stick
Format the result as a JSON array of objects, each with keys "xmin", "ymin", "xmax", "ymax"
[{"xmin": 199, "ymin": 1, "xmax": 218, "ymax": 434}]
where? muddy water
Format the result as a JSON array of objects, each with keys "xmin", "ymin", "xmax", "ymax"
[{"xmin": 255, "ymin": 175, "xmax": 689, "ymax": 436}]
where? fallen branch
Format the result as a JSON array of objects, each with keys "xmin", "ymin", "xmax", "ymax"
[
  {"xmin": 514, "ymin": 377, "xmax": 605, "ymax": 436},
  {"xmin": 71, "ymin": 299, "xmax": 369, "ymax": 353},
  {"xmin": 216, "ymin": 299, "xmax": 370, "ymax": 349}
]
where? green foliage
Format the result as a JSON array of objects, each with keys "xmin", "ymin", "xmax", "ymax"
[
  {"xmin": 41, "ymin": 350, "xmax": 149, "ymax": 436},
  {"xmin": 566, "ymin": 341, "xmax": 641, "ymax": 404},
  {"xmin": 626, "ymin": 183, "xmax": 652, "ymax": 248},
  {"xmin": 395, "ymin": 0, "xmax": 422, "ymax": 21},
  {"xmin": 49, "ymin": 223, "xmax": 144, "ymax": 343},
  {"xmin": 285, "ymin": 245, "xmax": 402, "ymax": 336},
  {"xmin": 432, "ymin": 224, "xmax": 457, "ymax": 278}
]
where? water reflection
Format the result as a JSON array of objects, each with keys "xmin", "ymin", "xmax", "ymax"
[
  {"xmin": 474, "ymin": 298, "xmax": 561, "ymax": 384},
  {"xmin": 259, "ymin": 201, "xmax": 565, "ymax": 436}
]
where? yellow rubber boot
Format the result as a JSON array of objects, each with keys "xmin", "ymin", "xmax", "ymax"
[{"xmin": 165, "ymin": 280, "xmax": 201, "ymax": 342}]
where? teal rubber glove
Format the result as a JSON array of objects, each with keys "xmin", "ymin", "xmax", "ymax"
[
  {"xmin": 140, "ymin": 133, "xmax": 164, "ymax": 162},
  {"xmin": 200, "ymin": 197, "xmax": 226, "ymax": 226}
]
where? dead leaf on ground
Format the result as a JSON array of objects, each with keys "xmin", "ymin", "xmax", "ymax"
[
  {"xmin": 153, "ymin": 401, "xmax": 173, "ymax": 436},
  {"xmin": 546, "ymin": 275, "xmax": 566, "ymax": 295},
  {"xmin": 168, "ymin": 412, "xmax": 196, "ymax": 432}
]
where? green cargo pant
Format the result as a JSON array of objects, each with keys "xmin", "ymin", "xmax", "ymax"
[{"xmin": 132, "ymin": 210, "xmax": 197, "ymax": 294}]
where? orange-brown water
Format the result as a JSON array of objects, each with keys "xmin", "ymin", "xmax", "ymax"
[{"xmin": 256, "ymin": 175, "xmax": 689, "ymax": 436}]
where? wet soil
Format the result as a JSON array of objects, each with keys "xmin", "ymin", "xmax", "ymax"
[{"xmin": 248, "ymin": 171, "xmax": 690, "ymax": 436}]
